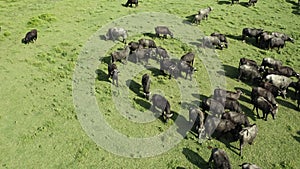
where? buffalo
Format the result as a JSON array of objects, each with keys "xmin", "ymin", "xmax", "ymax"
[
  {"xmin": 252, "ymin": 96, "xmax": 278, "ymax": 120},
  {"xmin": 208, "ymin": 148, "xmax": 232, "ymax": 169},
  {"xmin": 242, "ymin": 28, "xmax": 264, "ymax": 44},
  {"xmin": 138, "ymin": 38, "xmax": 157, "ymax": 48},
  {"xmin": 155, "ymin": 46, "xmax": 169, "ymax": 60},
  {"xmin": 214, "ymin": 88, "xmax": 243, "ymax": 100},
  {"xmin": 238, "ymin": 64, "xmax": 262, "ymax": 83},
  {"xmin": 181, "ymin": 52, "xmax": 195, "ymax": 66},
  {"xmin": 251, "ymin": 87, "xmax": 278, "ymax": 107},
  {"xmin": 239, "ymin": 57, "xmax": 259, "ymax": 69},
  {"xmin": 258, "ymin": 81, "xmax": 287, "ymax": 99},
  {"xmin": 239, "ymin": 163, "xmax": 261, "ymax": 169},
  {"xmin": 248, "ymin": 0, "xmax": 258, "ymax": 6},
  {"xmin": 211, "ymin": 32, "xmax": 228, "ymax": 48},
  {"xmin": 177, "ymin": 60, "xmax": 195, "ymax": 80},
  {"xmin": 128, "ymin": 41, "xmax": 139, "ymax": 54},
  {"xmin": 105, "ymin": 27, "xmax": 127, "ymax": 43},
  {"xmin": 265, "ymin": 74, "xmax": 293, "ymax": 91},
  {"xmin": 189, "ymin": 107, "xmax": 205, "ymax": 140},
  {"xmin": 132, "ymin": 45, "xmax": 151, "ymax": 64},
  {"xmin": 160, "ymin": 59, "xmax": 179, "ymax": 79},
  {"xmin": 22, "ymin": 29, "xmax": 37, "ymax": 44},
  {"xmin": 222, "ymin": 111, "xmax": 251, "ymax": 127},
  {"xmin": 202, "ymin": 36, "xmax": 224, "ymax": 49},
  {"xmin": 155, "ymin": 26, "xmax": 173, "ymax": 38},
  {"xmin": 150, "ymin": 94, "xmax": 172, "ymax": 122},
  {"xmin": 142, "ymin": 74, "xmax": 151, "ymax": 100},
  {"xmin": 198, "ymin": 7, "xmax": 213, "ymax": 19},
  {"xmin": 111, "ymin": 46, "xmax": 130, "ymax": 64},
  {"xmin": 123, "ymin": 0, "xmax": 138, "ymax": 7},
  {"xmin": 269, "ymin": 37, "xmax": 285, "ymax": 53},
  {"xmin": 239, "ymin": 124, "xmax": 258, "ymax": 156},
  {"xmin": 193, "ymin": 14, "xmax": 205, "ymax": 25},
  {"xmin": 260, "ymin": 57, "xmax": 282, "ymax": 70},
  {"xmin": 107, "ymin": 63, "xmax": 119, "ymax": 87},
  {"xmin": 274, "ymin": 65, "xmax": 299, "ymax": 78}
]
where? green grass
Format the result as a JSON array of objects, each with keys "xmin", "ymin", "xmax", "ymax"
[{"xmin": 0, "ymin": 0, "xmax": 300, "ymax": 168}]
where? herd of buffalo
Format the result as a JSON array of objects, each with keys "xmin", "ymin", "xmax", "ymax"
[{"xmin": 20, "ymin": 1, "xmax": 299, "ymax": 168}]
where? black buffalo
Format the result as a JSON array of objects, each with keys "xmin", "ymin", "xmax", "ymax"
[
  {"xmin": 150, "ymin": 94, "xmax": 172, "ymax": 122},
  {"xmin": 138, "ymin": 38, "xmax": 156, "ymax": 48},
  {"xmin": 155, "ymin": 26, "xmax": 173, "ymax": 38},
  {"xmin": 123, "ymin": 0, "xmax": 138, "ymax": 7},
  {"xmin": 211, "ymin": 32, "xmax": 228, "ymax": 48},
  {"xmin": 242, "ymin": 28, "xmax": 264, "ymax": 44},
  {"xmin": 208, "ymin": 148, "xmax": 232, "ymax": 169},
  {"xmin": 22, "ymin": 29, "xmax": 37, "ymax": 44},
  {"xmin": 107, "ymin": 63, "xmax": 119, "ymax": 87},
  {"xmin": 239, "ymin": 124, "xmax": 258, "ymax": 156},
  {"xmin": 252, "ymin": 96, "xmax": 278, "ymax": 120},
  {"xmin": 160, "ymin": 59, "xmax": 179, "ymax": 79},
  {"xmin": 181, "ymin": 52, "xmax": 195, "ymax": 66},
  {"xmin": 141, "ymin": 74, "xmax": 151, "ymax": 100}
]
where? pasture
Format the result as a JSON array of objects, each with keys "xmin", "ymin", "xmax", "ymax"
[{"xmin": 0, "ymin": 0, "xmax": 300, "ymax": 168}]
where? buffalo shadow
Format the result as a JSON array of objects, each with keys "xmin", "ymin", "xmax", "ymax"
[
  {"xmin": 286, "ymin": 0, "xmax": 300, "ymax": 15},
  {"xmin": 277, "ymin": 98, "xmax": 298, "ymax": 111},
  {"xmin": 133, "ymin": 98, "xmax": 151, "ymax": 110},
  {"xmin": 234, "ymin": 87, "xmax": 252, "ymax": 103},
  {"xmin": 95, "ymin": 69, "xmax": 110, "ymax": 82},
  {"xmin": 126, "ymin": 79, "xmax": 144, "ymax": 98},
  {"xmin": 99, "ymin": 35, "xmax": 107, "ymax": 41},
  {"xmin": 215, "ymin": 136, "xmax": 240, "ymax": 155},
  {"xmin": 221, "ymin": 64, "xmax": 239, "ymax": 79},
  {"xmin": 182, "ymin": 148, "xmax": 209, "ymax": 168},
  {"xmin": 142, "ymin": 32, "xmax": 157, "ymax": 39},
  {"xmin": 239, "ymin": 2, "xmax": 250, "ymax": 7},
  {"xmin": 292, "ymin": 131, "xmax": 300, "ymax": 143},
  {"xmin": 184, "ymin": 14, "xmax": 196, "ymax": 25},
  {"xmin": 100, "ymin": 55, "xmax": 111, "ymax": 65},
  {"xmin": 217, "ymin": 1, "xmax": 231, "ymax": 5}
]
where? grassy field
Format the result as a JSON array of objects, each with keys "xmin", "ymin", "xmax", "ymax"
[{"xmin": 0, "ymin": 0, "xmax": 300, "ymax": 168}]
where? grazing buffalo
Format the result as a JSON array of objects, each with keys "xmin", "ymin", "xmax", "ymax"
[
  {"xmin": 111, "ymin": 46, "xmax": 130, "ymax": 64},
  {"xmin": 123, "ymin": 0, "xmax": 138, "ymax": 7},
  {"xmin": 265, "ymin": 74, "xmax": 293, "ymax": 91},
  {"xmin": 189, "ymin": 107, "xmax": 205, "ymax": 140},
  {"xmin": 238, "ymin": 64, "xmax": 262, "ymax": 83},
  {"xmin": 274, "ymin": 65, "xmax": 300, "ymax": 78},
  {"xmin": 224, "ymin": 99, "xmax": 243, "ymax": 113},
  {"xmin": 239, "ymin": 163, "xmax": 261, "ymax": 169},
  {"xmin": 272, "ymin": 32, "xmax": 294, "ymax": 43},
  {"xmin": 181, "ymin": 52, "xmax": 195, "ymax": 66},
  {"xmin": 193, "ymin": 14, "xmax": 205, "ymax": 25},
  {"xmin": 105, "ymin": 27, "xmax": 127, "ymax": 43},
  {"xmin": 150, "ymin": 94, "xmax": 172, "ymax": 122},
  {"xmin": 202, "ymin": 36, "xmax": 224, "ymax": 49},
  {"xmin": 269, "ymin": 37, "xmax": 285, "ymax": 53},
  {"xmin": 239, "ymin": 57, "xmax": 259, "ymax": 69},
  {"xmin": 261, "ymin": 57, "xmax": 282, "ymax": 70},
  {"xmin": 214, "ymin": 88, "xmax": 243, "ymax": 100},
  {"xmin": 132, "ymin": 45, "xmax": 151, "ymax": 64},
  {"xmin": 155, "ymin": 26, "xmax": 173, "ymax": 38},
  {"xmin": 138, "ymin": 38, "xmax": 157, "ymax": 48},
  {"xmin": 222, "ymin": 111, "xmax": 251, "ymax": 127},
  {"xmin": 198, "ymin": 7, "xmax": 213, "ymax": 19},
  {"xmin": 259, "ymin": 32, "xmax": 274, "ymax": 49},
  {"xmin": 202, "ymin": 98, "xmax": 225, "ymax": 116},
  {"xmin": 239, "ymin": 124, "xmax": 258, "ymax": 156},
  {"xmin": 108, "ymin": 63, "xmax": 119, "ymax": 87},
  {"xmin": 160, "ymin": 59, "xmax": 179, "ymax": 79},
  {"xmin": 155, "ymin": 46, "xmax": 169, "ymax": 60},
  {"xmin": 142, "ymin": 74, "xmax": 151, "ymax": 100},
  {"xmin": 289, "ymin": 79, "xmax": 300, "ymax": 97},
  {"xmin": 213, "ymin": 119, "xmax": 238, "ymax": 139},
  {"xmin": 252, "ymin": 96, "xmax": 278, "ymax": 120},
  {"xmin": 177, "ymin": 60, "xmax": 195, "ymax": 80},
  {"xmin": 248, "ymin": 0, "xmax": 258, "ymax": 6},
  {"xmin": 242, "ymin": 28, "xmax": 264, "ymax": 44},
  {"xmin": 211, "ymin": 32, "xmax": 228, "ymax": 48},
  {"xmin": 251, "ymin": 87, "xmax": 278, "ymax": 107},
  {"xmin": 22, "ymin": 29, "xmax": 37, "ymax": 44},
  {"xmin": 208, "ymin": 148, "xmax": 232, "ymax": 169},
  {"xmin": 258, "ymin": 81, "xmax": 287, "ymax": 99},
  {"xmin": 128, "ymin": 41, "xmax": 139, "ymax": 54}
]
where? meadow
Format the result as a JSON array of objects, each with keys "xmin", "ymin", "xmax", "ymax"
[{"xmin": 0, "ymin": 0, "xmax": 300, "ymax": 168}]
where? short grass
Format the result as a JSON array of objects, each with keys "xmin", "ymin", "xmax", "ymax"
[{"xmin": 0, "ymin": 0, "xmax": 300, "ymax": 168}]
